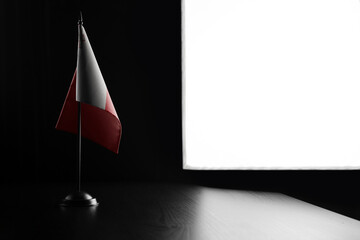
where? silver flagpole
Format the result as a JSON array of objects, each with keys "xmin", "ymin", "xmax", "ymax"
[
  {"xmin": 77, "ymin": 11, "xmax": 83, "ymax": 193},
  {"xmin": 77, "ymin": 101, "xmax": 82, "ymax": 193},
  {"xmin": 60, "ymin": 12, "xmax": 98, "ymax": 207}
]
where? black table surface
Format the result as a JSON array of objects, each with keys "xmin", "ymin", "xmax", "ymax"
[{"xmin": 1, "ymin": 182, "xmax": 360, "ymax": 240}]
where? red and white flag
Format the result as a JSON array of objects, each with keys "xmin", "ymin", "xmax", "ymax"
[{"xmin": 56, "ymin": 22, "xmax": 122, "ymax": 153}]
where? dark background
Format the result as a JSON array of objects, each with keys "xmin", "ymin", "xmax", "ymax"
[{"xmin": 1, "ymin": 0, "xmax": 359, "ymax": 219}]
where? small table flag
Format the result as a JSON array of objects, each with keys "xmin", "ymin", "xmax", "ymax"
[{"xmin": 56, "ymin": 21, "xmax": 121, "ymax": 154}]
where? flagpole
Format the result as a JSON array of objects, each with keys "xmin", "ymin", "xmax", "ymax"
[
  {"xmin": 77, "ymin": 101, "xmax": 82, "ymax": 193},
  {"xmin": 77, "ymin": 12, "xmax": 83, "ymax": 193},
  {"xmin": 60, "ymin": 12, "xmax": 98, "ymax": 207}
]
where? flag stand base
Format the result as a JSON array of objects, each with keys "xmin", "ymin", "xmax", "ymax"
[{"xmin": 60, "ymin": 191, "xmax": 98, "ymax": 207}]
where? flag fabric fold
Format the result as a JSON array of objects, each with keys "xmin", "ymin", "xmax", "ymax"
[{"xmin": 56, "ymin": 23, "xmax": 121, "ymax": 153}]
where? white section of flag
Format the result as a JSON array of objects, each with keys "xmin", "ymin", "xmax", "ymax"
[{"xmin": 76, "ymin": 25, "xmax": 107, "ymax": 110}]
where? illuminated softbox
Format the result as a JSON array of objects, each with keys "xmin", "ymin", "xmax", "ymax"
[{"xmin": 183, "ymin": 0, "xmax": 360, "ymax": 169}]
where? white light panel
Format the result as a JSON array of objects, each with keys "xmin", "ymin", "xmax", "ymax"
[{"xmin": 183, "ymin": 0, "xmax": 360, "ymax": 169}]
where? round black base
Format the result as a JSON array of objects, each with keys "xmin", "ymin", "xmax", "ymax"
[{"xmin": 60, "ymin": 191, "xmax": 98, "ymax": 207}]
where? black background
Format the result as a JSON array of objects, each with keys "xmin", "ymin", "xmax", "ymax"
[
  {"xmin": 0, "ymin": 0, "xmax": 183, "ymax": 183},
  {"xmin": 1, "ymin": 0, "xmax": 359, "ymax": 219}
]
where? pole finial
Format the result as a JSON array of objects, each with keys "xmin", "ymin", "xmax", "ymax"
[{"xmin": 78, "ymin": 11, "xmax": 83, "ymax": 25}]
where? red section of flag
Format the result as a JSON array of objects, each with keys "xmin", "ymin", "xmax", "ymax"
[{"xmin": 56, "ymin": 71, "xmax": 122, "ymax": 153}]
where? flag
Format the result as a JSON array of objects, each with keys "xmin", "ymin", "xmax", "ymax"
[{"xmin": 56, "ymin": 21, "xmax": 121, "ymax": 153}]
